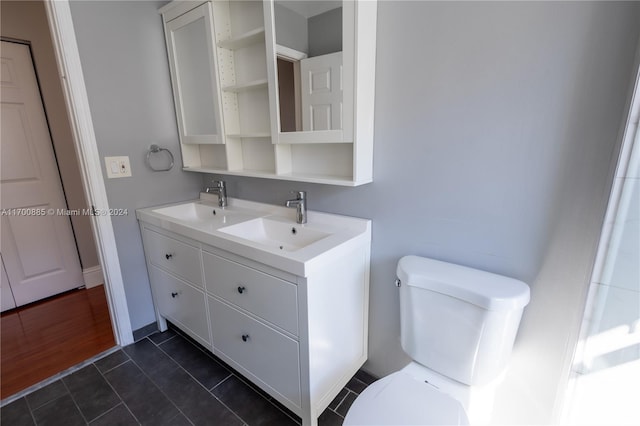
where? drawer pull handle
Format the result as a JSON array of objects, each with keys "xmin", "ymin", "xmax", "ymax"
[
  {"xmin": 171, "ymin": 292, "xmax": 179, "ymax": 298},
  {"xmin": 237, "ymin": 286, "xmax": 246, "ymax": 294},
  {"xmin": 241, "ymin": 334, "xmax": 250, "ymax": 342},
  {"xmin": 165, "ymin": 253, "xmax": 173, "ymax": 260}
]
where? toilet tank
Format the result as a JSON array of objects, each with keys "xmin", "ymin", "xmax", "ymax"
[{"xmin": 397, "ymin": 256, "xmax": 530, "ymax": 386}]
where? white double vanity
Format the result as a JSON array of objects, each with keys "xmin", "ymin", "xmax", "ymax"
[
  {"xmin": 138, "ymin": 2, "xmax": 377, "ymax": 424},
  {"xmin": 137, "ymin": 194, "xmax": 371, "ymax": 425}
]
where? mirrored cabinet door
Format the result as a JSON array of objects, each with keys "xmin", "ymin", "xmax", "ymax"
[
  {"xmin": 263, "ymin": 0, "xmax": 376, "ymax": 185},
  {"xmin": 264, "ymin": 0, "xmax": 354, "ymax": 144},
  {"xmin": 164, "ymin": 2, "xmax": 225, "ymax": 145}
]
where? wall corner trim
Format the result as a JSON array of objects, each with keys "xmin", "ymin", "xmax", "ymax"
[{"xmin": 43, "ymin": 0, "xmax": 134, "ymax": 346}]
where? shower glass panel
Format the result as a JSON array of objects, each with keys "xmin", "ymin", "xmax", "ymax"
[{"xmin": 564, "ymin": 127, "xmax": 640, "ymax": 425}]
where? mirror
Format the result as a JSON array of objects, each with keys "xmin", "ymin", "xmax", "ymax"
[
  {"xmin": 164, "ymin": 3, "xmax": 224, "ymax": 145},
  {"xmin": 173, "ymin": 15, "xmax": 220, "ymax": 138},
  {"xmin": 273, "ymin": 1, "xmax": 343, "ymax": 133}
]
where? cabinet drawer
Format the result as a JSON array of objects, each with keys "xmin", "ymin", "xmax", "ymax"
[
  {"xmin": 144, "ymin": 229, "xmax": 203, "ymax": 287},
  {"xmin": 203, "ymin": 252, "xmax": 298, "ymax": 336},
  {"xmin": 150, "ymin": 266, "xmax": 210, "ymax": 345},
  {"xmin": 209, "ymin": 296, "xmax": 301, "ymax": 407}
]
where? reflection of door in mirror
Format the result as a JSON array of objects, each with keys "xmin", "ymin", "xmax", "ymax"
[
  {"xmin": 274, "ymin": 1, "xmax": 342, "ymax": 133},
  {"xmin": 300, "ymin": 51, "xmax": 342, "ymax": 131}
]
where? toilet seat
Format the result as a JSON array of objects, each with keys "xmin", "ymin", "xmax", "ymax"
[{"xmin": 343, "ymin": 371, "xmax": 470, "ymax": 425}]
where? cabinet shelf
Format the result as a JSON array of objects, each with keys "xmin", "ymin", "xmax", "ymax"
[
  {"xmin": 217, "ymin": 27, "xmax": 265, "ymax": 50},
  {"xmin": 226, "ymin": 133, "xmax": 271, "ymax": 138},
  {"xmin": 222, "ymin": 79, "xmax": 268, "ymax": 93},
  {"xmin": 184, "ymin": 167, "xmax": 361, "ymax": 186}
]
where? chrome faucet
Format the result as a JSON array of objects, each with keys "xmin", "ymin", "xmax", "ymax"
[
  {"xmin": 205, "ymin": 180, "xmax": 227, "ymax": 207},
  {"xmin": 286, "ymin": 191, "xmax": 307, "ymax": 224}
]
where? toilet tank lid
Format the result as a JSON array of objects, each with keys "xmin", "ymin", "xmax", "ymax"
[{"xmin": 397, "ymin": 256, "xmax": 530, "ymax": 311}]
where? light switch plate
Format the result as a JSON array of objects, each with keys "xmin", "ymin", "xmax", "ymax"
[{"xmin": 104, "ymin": 156, "xmax": 132, "ymax": 178}]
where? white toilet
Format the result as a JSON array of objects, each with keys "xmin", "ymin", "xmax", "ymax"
[{"xmin": 344, "ymin": 255, "xmax": 530, "ymax": 426}]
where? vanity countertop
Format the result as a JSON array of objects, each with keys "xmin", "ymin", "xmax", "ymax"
[{"xmin": 136, "ymin": 193, "xmax": 371, "ymax": 277}]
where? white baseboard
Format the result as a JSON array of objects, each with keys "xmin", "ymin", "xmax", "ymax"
[{"xmin": 83, "ymin": 265, "xmax": 103, "ymax": 288}]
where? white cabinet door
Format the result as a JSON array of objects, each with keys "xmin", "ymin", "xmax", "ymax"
[
  {"xmin": 149, "ymin": 265, "xmax": 210, "ymax": 346},
  {"xmin": 143, "ymin": 229, "xmax": 203, "ymax": 287},
  {"xmin": 165, "ymin": 2, "xmax": 225, "ymax": 145},
  {"xmin": 300, "ymin": 52, "xmax": 343, "ymax": 132},
  {"xmin": 203, "ymin": 252, "xmax": 298, "ymax": 336},
  {"xmin": 0, "ymin": 41, "xmax": 83, "ymax": 307},
  {"xmin": 209, "ymin": 296, "xmax": 301, "ymax": 407}
]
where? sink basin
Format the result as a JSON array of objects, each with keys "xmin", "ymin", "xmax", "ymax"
[
  {"xmin": 219, "ymin": 217, "xmax": 331, "ymax": 251},
  {"xmin": 152, "ymin": 202, "xmax": 259, "ymax": 226},
  {"xmin": 137, "ymin": 196, "xmax": 371, "ymax": 276}
]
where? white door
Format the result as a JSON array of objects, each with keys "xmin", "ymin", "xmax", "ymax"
[
  {"xmin": 1, "ymin": 254, "xmax": 16, "ymax": 311},
  {"xmin": 0, "ymin": 41, "xmax": 83, "ymax": 309},
  {"xmin": 300, "ymin": 51, "xmax": 343, "ymax": 131}
]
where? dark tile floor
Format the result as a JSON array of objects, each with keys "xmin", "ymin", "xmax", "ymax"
[{"xmin": 1, "ymin": 327, "xmax": 376, "ymax": 426}]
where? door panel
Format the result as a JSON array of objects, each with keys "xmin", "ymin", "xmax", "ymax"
[
  {"xmin": 300, "ymin": 51, "xmax": 343, "ymax": 131},
  {"xmin": 0, "ymin": 41, "xmax": 83, "ymax": 307},
  {"xmin": 0, "ymin": 105, "xmax": 39, "ymax": 180},
  {"xmin": 7, "ymin": 213, "xmax": 64, "ymax": 277}
]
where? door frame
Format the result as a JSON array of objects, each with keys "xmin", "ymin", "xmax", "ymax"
[{"xmin": 44, "ymin": 1, "xmax": 133, "ymax": 345}]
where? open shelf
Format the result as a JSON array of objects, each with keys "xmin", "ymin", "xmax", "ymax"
[
  {"xmin": 227, "ymin": 133, "xmax": 271, "ymax": 138},
  {"xmin": 217, "ymin": 27, "xmax": 265, "ymax": 50},
  {"xmin": 183, "ymin": 167, "xmax": 359, "ymax": 186},
  {"xmin": 222, "ymin": 79, "xmax": 268, "ymax": 93}
]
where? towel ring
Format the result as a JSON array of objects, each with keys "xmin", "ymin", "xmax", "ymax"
[{"xmin": 146, "ymin": 144, "xmax": 174, "ymax": 172}]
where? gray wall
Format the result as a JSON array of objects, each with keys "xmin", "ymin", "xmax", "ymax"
[
  {"xmin": 70, "ymin": 0, "xmax": 201, "ymax": 330},
  {"xmin": 308, "ymin": 7, "xmax": 341, "ymax": 57},
  {"xmin": 67, "ymin": 0, "xmax": 640, "ymax": 423},
  {"xmin": 274, "ymin": 4, "xmax": 342, "ymax": 57},
  {"xmin": 274, "ymin": 2, "xmax": 308, "ymax": 54},
  {"xmin": 204, "ymin": 1, "xmax": 640, "ymax": 424}
]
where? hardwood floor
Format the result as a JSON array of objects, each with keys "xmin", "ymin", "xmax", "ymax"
[{"xmin": 1, "ymin": 286, "xmax": 115, "ymax": 399}]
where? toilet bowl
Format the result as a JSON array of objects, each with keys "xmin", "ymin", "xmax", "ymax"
[
  {"xmin": 344, "ymin": 256, "xmax": 530, "ymax": 425},
  {"xmin": 344, "ymin": 361, "xmax": 506, "ymax": 425},
  {"xmin": 344, "ymin": 368, "xmax": 469, "ymax": 425}
]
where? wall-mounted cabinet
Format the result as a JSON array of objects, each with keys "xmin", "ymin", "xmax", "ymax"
[{"xmin": 160, "ymin": 0, "xmax": 377, "ymax": 186}]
